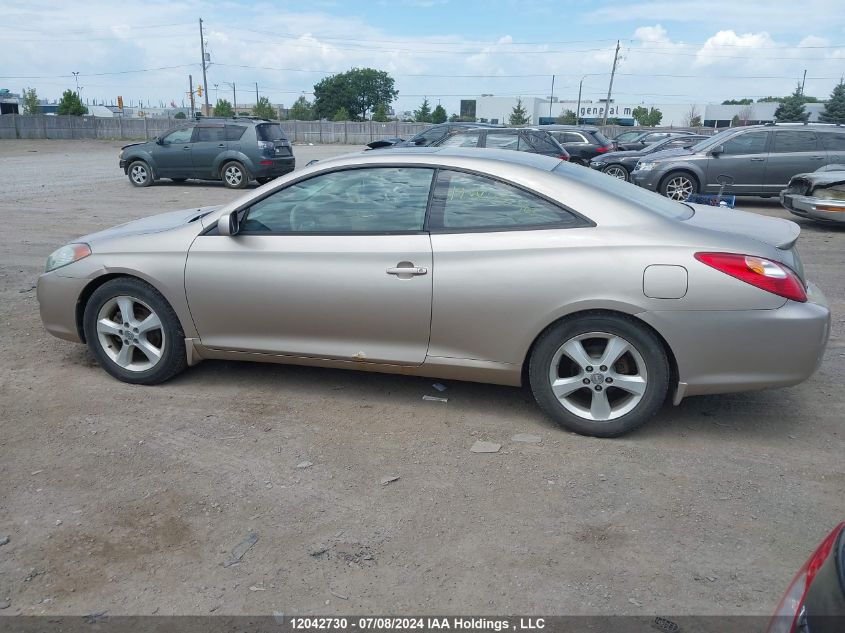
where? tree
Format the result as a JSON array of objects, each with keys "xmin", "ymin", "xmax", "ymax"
[
  {"xmin": 371, "ymin": 103, "xmax": 389, "ymax": 122},
  {"xmin": 556, "ymin": 109, "xmax": 577, "ymax": 124},
  {"xmin": 731, "ymin": 114, "xmax": 741, "ymax": 127},
  {"xmin": 252, "ymin": 96, "xmax": 277, "ymax": 120},
  {"xmin": 174, "ymin": 111, "xmax": 187, "ymax": 119},
  {"xmin": 431, "ymin": 104, "xmax": 447, "ymax": 124},
  {"xmin": 56, "ymin": 89, "xmax": 87, "ymax": 116},
  {"xmin": 22, "ymin": 87, "xmax": 39, "ymax": 115},
  {"xmin": 819, "ymin": 81, "xmax": 845, "ymax": 125},
  {"xmin": 414, "ymin": 98, "xmax": 432, "ymax": 123},
  {"xmin": 632, "ymin": 106, "xmax": 662, "ymax": 127},
  {"xmin": 684, "ymin": 104, "xmax": 701, "ymax": 127},
  {"xmin": 214, "ymin": 99, "xmax": 234, "ymax": 117},
  {"xmin": 737, "ymin": 104, "xmax": 754, "ymax": 125},
  {"xmin": 288, "ymin": 96, "xmax": 314, "ymax": 120},
  {"xmin": 722, "ymin": 98, "xmax": 753, "ymax": 105},
  {"xmin": 774, "ymin": 85, "xmax": 810, "ymax": 122},
  {"xmin": 509, "ymin": 98, "xmax": 530, "ymax": 125},
  {"xmin": 332, "ymin": 107, "xmax": 351, "ymax": 121},
  {"xmin": 313, "ymin": 68, "xmax": 398, "ymax": 121},
  {"xmin": 757, "ymin": 96, "xmax": 784, "ymax": 103}
]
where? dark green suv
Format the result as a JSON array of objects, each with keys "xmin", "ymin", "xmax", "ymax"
[{"xmin": 119, "ymin": 118, "xmax": 295, "ymax": 189}]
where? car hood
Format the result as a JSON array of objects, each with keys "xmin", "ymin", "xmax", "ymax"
[
  {"xmin": 121, "ymin": 141, "xmax": 153, "ymax": 151},
  {"xmin": 79, "ymin": 206, "xmax": 221, "ymax": 244},
  {"xmin": 641, "ymin": 147, "xmax": 697, "ymax": 162},
  {"xmin": 791, "ymin": 169, "xmax": 845, "ymax": 187},
  {"xmin": 594, "ymin": 149, "xmax": 646, "ymax": 162}
]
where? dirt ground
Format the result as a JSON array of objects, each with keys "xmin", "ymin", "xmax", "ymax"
[{"xmin": 0, "ymin": 140, "xmax": 843, "ymax": 617}]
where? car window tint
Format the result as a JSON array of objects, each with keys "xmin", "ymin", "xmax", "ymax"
[
  {"xmin": 665, "ymin": 138, "xmax": 691, "ymax": 149},
  {"xmin": 439, "ymin": 132, "xmax": 480, "ymax": 148},
  {"xmin": 525, "ymin": 131, "xmax": 562, "ymax": 154},
  {"xmin": 591, "ymin": 130, "xmax": 610, "ymax": 145},
  {"xmin": 485, "ymin": 132, "xmax": 519, "ymax": 150},
  {"xmin": 163, "ymin": 128, "xmax": 193, "ymax": 144},
  {"xmin": 242, "ymin": 168, "xmax": 434, "ymax": 233},
  {"xmin": 772, "ymin": 131, "xmax": 819, "ymax": 153},
  {"xmin": 563, "ymin": 132, "xmax": 587, "ymax": 143},
  {"xmin": 195, "ymin": 127, "xmax": 227, "ymax": 142},
  {"xmin": 821, "ymin": 132, "xmax": 845, "ymax": 151},
  {"xmin": 255, "ymin": 124, "xmax": 286, "ymax": 141},
  {"xmin": 721, "ymin": 131, "xmax": 768, "ymax": 155},
  {"xmin": 226, "ymin": 125, "xmax": 247, "ymax": 141},
  {"xmin": 644, "ymin": 133, "xmax": 668, "ymax": 142},
  {"xmin": 431, "ymin": 170, "xmax": 579, "ymax": 230}
]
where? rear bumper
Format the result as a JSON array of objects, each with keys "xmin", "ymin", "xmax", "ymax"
[
  {"xmin": 639, "ymin": 282, "xmax": 830, "ymax": 400},
  {"xmin": 781, "ymin": 192, "xmax": 845, "ymax": 223},
  {"xmin": 251, "ymin": 156, "xmax": 295, "ymax": 178}
]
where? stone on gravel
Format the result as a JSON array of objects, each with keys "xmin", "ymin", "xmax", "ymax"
[
  {"xmin": 296, "ymin": 461, "xmax": 314, "ymax": 469},
  {"xmin": 380, "ymin": 475, "xmax": 400, "ymax": 486},
  {"xmin": 0, "ymin": 536, "xmax": 9, "ymax": 546},
  {"xmin": 222, "ymin": 532, "xmax": 259, "ymax": 568},
  {"xmin": 0, "ymin": 600, "xmax": 10, "ymax": 609},
  {"xmin": 511, "ymin": 433, "xmax": 542, "ymax": 443},
  {"xmin": 470, "ymin": 440, "xmax": 501, "ymax": 453}
]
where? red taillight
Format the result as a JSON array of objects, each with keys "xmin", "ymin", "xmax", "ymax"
[
  {"xmin": 258, "ymin": 160, "xmax": 274, "ymax": 165},
  {"xmin": 558, "ymin": 154, "xmax": 569, "ymax": 161},
  {"xmin": 595, "ymin": 146, "xmax": 610, "ymax": 153},
  {"xmin": 766, "ymin": 522, "xmax": 845, "ymax": 633},
  {"xmin": 694, "ymin": 252, "xmax": 807, "ymax": 302}
]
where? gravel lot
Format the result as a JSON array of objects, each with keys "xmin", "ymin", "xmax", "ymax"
[{"xmin": 0, "ymin": 140, "xmax": 843, "ymax": 617}]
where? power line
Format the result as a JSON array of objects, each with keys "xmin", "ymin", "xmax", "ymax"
[{"xmin": 0, "ymin": 64, "xmax": 197, "ymax": 79}]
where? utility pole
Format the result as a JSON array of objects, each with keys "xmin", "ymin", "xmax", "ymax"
[
  {"xmin": 232, "ymin": 83, "xmax": 236, "ymax": 110},
  {"xmin": 576, "ymin": 77, "xmax": 584, "ymax": 124},
  {"xmin": 188, "ymin": 74, "xmax": 195, "ymax": 116},
  {"xmin": 255, "ymin": 82, "xmax": 259, "ymax": 106},
  {"xmin": 72, "ymin": 72, "xmax": 80, "ymax": 95},
  {"xmin": 800, "ymin": 69, "xmax": 807, "ymax": 95},
  {"xmin": 199, "ymin": 18, "xmax": 210, "ymax": 115},
  {"xmin": 549, "ymin": 75, "xmax": 555, "ymax": 119},
  {"xmin": 601, "ymin": 40, "xmax": 621, "ymax": 126}
]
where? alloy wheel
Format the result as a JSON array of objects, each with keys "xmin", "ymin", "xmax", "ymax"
[
  {"xmin": 548, "ymin": 331, "xmax": 648, "ymax": 422},
  {"xmin": 96, "ymin": 295, "xmax": 165, "ymax": 372},
  {"xmin": 224, "ymin": 165, "xmax": 244, "ymax": 187},
  {"xmin": 130, "ymin": 164, "xmax": 148, "ymax": 185},
  {"xmin": 664, "ymin": 176, "xmax": 694, "ymax": 201},
  {"xmin": 603, "ymin": 165, "xmax": 628, "ymax": 181}
]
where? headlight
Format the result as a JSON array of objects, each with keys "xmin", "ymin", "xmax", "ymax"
[
  {"xmin": 45, "ymin": 243, "xmax": 91, "ymax": 272},
  {"xmin": 635, "ymin": 162, "xmax": 657, "ymax": 171}
]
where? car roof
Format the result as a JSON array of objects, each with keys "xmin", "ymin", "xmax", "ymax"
[
  {"xmin": 541, "ymin": 125, "xmax": 600, "ymax": 131},
  {"xmin": 307, "ymin": 146, "xmax": 563, "ymax": 171}
]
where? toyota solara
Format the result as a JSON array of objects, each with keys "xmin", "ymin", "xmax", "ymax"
[{"xmin": 37, "ymin": 148, "xmax": 830, "ymax": 437}]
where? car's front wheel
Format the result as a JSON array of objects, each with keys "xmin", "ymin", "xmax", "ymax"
[
  {"xmin": 602, "ymin": 164, "xmax": 629, "ymax": 181},
  {"xmin": 127, "ymin": 160, "xmax": 153, "ymax": 187},
  {"xmin": 528, "ymin": 314, "xmax": 669, "ymax": 437},
  {"xmin": 83, "ymin": 278, "xmax": 187, "ymax": 385},
  {"xmin": 660, "ymin": 172, "xmax": 698, "ymax": 201},
  {"xmin": 221, "ymin": 161, "xmax": 248, "ymax": 189}
]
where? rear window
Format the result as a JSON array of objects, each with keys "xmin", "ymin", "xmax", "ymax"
[
  {"xmin": 590, "ymin": 130, "xmax": 611, "ymax": 145},
  {"xmin": 552, "ymin": 162, "xmax": 694, "ymax": 220},
  {"xmin": 255, "ymin": 123, "xmax": 287, "ymax": 142},
  {"xmin": 525, "ymin": 131, "xmax": 563, "ymax": 153}
]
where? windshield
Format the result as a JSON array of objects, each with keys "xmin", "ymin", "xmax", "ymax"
[{"xmin": 553, "ymin": 162, "xmax": 694, "ymax": 220}]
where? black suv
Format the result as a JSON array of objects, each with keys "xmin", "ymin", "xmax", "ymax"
[
  {"xmin": 119, "ymin": 118, "xmax": 294, "ymax": 189},
  {"xmin": 539, "ymin": 125, "xmax": 614, "ymax": 166},
  {"xmin": 590, "ymin": 134, "xmax": 709, "ymax": 181},
  {"xmin": 434, "ymin": 127, "xmax": 570, "ymax": 160},
  {"xmin": 367, "ymin": 122, "xmax": 502, "ymax": 149}
]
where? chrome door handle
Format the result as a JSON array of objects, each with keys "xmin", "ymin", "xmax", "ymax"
[
  {"xmin": 218, "ymin": 144, "xmax": 226, "ymax": 148},
  {"xmin": 386, "ymin": 266, "xmax": 427, "ymax": 275},
  {"xmin": 811, "ymin": 156, "xmax": 824, "ymax": 159},
  {"xmin": 750, "ymin": 157, "xmax": 765, "ymax": 161},
  {"xmin": 182, "ymin": 146, "xmax": 191, "ymax": 151}
]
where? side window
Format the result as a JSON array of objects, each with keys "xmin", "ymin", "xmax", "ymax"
[
  {"xmin": 438, "ymin": 132, "xmax": 480, "ymax": 148},
  {"xmin": 644, "ymin": 133, "xmax": 667, "ymax": 143},
  {"xmin": 194, "ymin": 127, "xmax": 227, "ymax": 142},
  {"xmin": 772, "ymin": 131, "xmax": 819, "ymax": 153},
  {"xmin": 484, "ymin": 132, "xmax": 519, "ymax": 150},
  {"xmin": 241, "ymin": 168, "xmax": 434, "ymax": 233},
  {"xmin": 821, "ymin": 132, "xmax": 845, "ymax": 151},
  {"xmin": 665, "ymin": 138, "xmax": 691, "ymax": 149},
  {"xmin": 430, "ymin": 170, "xmax": 581, "ymax": 231},
  {"xmin": 162, "ymin": 127, "xmax": 193, "ymax": 144},
  {"xmin": 564, "ymin": 132, "xmax": 587, "ymax": 143},
  {"xmin": 225, "ymin": 125, "xmax": 247, "ymax": 141},
  {"xmin": 721, "ymin": 131, "xmax": 769, "ymax": 155}
]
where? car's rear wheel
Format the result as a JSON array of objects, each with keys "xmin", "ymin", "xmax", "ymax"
[
  {"xmin": 128, "ymin": 160, "xmax": 153, "ymax": 187},
  {"xmin": 222, "ymin": 161, "xmax": 248, "ymax": 189},
  {"xmin": 528, "ymin": 314, "xmax": 669, "ymax": 437},
  {"xmin": 602, "ymin": 164, "xmax": 629, "ymax": 181},
  {"xmin": 660, "ymin": 172, "xmax": 698, "ymax": 201},
  {"xmin": 83, "ymin": 278, "xmax": 187, "ymax": 385}
]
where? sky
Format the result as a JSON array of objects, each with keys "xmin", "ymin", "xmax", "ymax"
[{"xmin": 2, "ymin": 0, "xmax": 845, "ymax": 115}]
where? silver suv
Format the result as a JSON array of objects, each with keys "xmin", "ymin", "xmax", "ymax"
[
  {"xmin": 630, "ymin": 124, "xmax": 845, "ymax": 200},
  {"xmin": 119, "ymin": 118, "xmax": 295, "ymax": 189}
]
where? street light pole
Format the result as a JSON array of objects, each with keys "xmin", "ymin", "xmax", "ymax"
[
  {"xmin": 576, "ymin": 77, "xmax": 583, "ymax": 124},
  {"xmin": 72, "ymin": 72, "xmax": 80, "ymax": 95}
]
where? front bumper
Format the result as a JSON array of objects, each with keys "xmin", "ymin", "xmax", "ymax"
[
  {"xmin": 639, "ymin": 282, "xmax": 830, "ymax": 400},
  {"xmin": 630, "ymin": 168, "xmax": 663, "ymax": 191},
  {"xmin": 589, "ymin": 161, "xmax": 605, "ymax": 171},
  {"xmin": 119, "ymin": 158, "xmax": 127, "ymax": 172},
  {"xmin": 37, "ymin": 272, "xmax": 88, "ymax": 343},
  {"xmin": 781, "ymin": 192, "xmax": 845, "ymax": 223}
]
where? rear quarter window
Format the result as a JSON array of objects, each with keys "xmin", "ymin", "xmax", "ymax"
[
  {"xmin": 226, "ymin": 125, "xmax": 247, "ymax": 141},
  {"xmin": 590, "ymin": 130, "xmax": 611, "ymax": 145}
]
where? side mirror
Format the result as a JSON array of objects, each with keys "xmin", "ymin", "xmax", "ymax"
[
  {"xmin": 217, "ymin": 211, "xmax": 240, "ymax": 236},
  {"xmin": 155, "ymin": 137, "xmax": 163, "ymax": 145},
  {"xmin": 710, "ymin": 144, "xmax": 724, "ymax": 156}
]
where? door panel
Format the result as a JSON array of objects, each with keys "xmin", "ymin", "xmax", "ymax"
[
  {"xmin": 191, "ymin": 127, "xmax": 228, "ymax": 179},
  {"xmin": 763, "ymin": 130, "xmax": 823, "ymax": 193},
  {"xmin": 151, "ymin": 127, "xmax": 194, "ymax": 178},
  {"xmin": 704, "ymin": 130, "xmax": 769, "ymax": 194}
]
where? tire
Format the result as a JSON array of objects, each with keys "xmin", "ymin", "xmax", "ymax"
[
  {"xmin": 528, "ymin": 313, "xmax": 669, "ymax": 437},
  {"xmin": 602, "ymin": 164, "xmax": 629, "ymax": 181},
  {"xmin": 660, "ymin": 171, "xmax": 698, "ymax": 201},
  {"xmin": 83, "ymin": 277, "xmax": 187, "ymax": 385},
  {"xmin": 221, "ymin": 161, "xmax": 248, "ymax": 189},
  {"xmin": 170, "ymin": 178, "xmax": 187, "ymax": 183},
  {"xmin": 127, "ymin": 160, "xmax": 153, "ymax": 187},
  {"xmin": 256, "ymin": 177, "xmax": 274, "ymax": 185}
]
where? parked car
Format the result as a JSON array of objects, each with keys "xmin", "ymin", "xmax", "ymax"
[
  {"xmin": 590, "ymin": 134, "xmax": 710, "ymax": 181},
  {"xmin": 615, "ymin": 130, "xmax": 695, "ymax": 151},
  {"xmin": 539, "ymin": 125, "xmax": 614, "ymax": 165},
  {"xmin": 767, "ymin": 522, "xmax": 845, "ymax": 633},
  {"xmin": 611, "ymin": 130, "xmax": 644, "ymax": 147},
  {"xmin": 119, "ymin": 118, "xmax": 295, "ymax": 189},
  {"xmin": 366, "ymin": 122, "xmax": 501, "ymax": 150},
  {"xmin": 38, "ymin": 148, "xmax": 828, "ymax": 437},
  {"xmin": 631, "ymin": 124, "xmax": 845, "ymax": 201},
  {"xmin": 435, "ymin": 127, "xmax": 570, "ymax": 160},
  {"xmin": 780, "ymin": 164, "xmax": 845, "ymax": 224}
]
